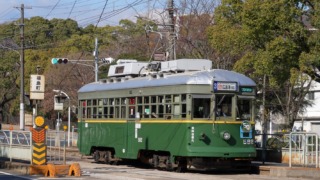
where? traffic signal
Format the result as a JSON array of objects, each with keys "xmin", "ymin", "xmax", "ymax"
[{"xmin": 51, "ymin": 58, "xmax": 68, "ymax": 64}]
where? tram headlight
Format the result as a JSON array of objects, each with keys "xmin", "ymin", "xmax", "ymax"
[{"xmin": 220, "ymin": 131, "xmax": 231, "ymax": 141}]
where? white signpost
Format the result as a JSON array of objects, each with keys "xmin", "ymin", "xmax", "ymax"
[{"xmin": 30, "ymin": 75, "xmax": 45, "ymax": 100}]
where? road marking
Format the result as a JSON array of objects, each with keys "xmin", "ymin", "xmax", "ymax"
[
  {"xmin": 0, "ymin": 171, "xmax": 11, "ymax": 175},
  {"xmin": 0, "ymin": 171, "xmax": 33, "ymax": 180}
]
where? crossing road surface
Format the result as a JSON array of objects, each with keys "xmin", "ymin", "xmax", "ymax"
[
  {"xmin": 0, "ymin": 170, "xmax": 33, "ymax": 180},
  {"xmin": 67, "ymin": 157, "xmax": 312, "ymax": 180},
  {"xmin": 1, "ymin": 152, "xmax": 314, "ymax": 179}
]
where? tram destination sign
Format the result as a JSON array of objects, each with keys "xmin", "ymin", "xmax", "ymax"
[
  {"xmin": 241, "ymin": 87, "xmax": 253, "ymax": 93},
  {"xmin": 213, "ymin": 81, "xmax": 238, "ymax": 92}
]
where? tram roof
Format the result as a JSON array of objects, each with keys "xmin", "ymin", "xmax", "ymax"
[{"xmin": 78, "ymin": 69, "xmax": 256, "ymax": 93}]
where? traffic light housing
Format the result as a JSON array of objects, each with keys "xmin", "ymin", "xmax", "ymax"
[{"xmin": 51, "ymin": 58, "xmax": 68, "ymax": 64}]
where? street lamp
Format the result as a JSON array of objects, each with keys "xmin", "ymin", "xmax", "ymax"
[{"xmin": 53, "ymin": 89, "xmax": 71, "ymax": 147}]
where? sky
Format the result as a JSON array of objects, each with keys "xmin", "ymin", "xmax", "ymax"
[{"xmin": 0, "ymin": 0, "xmax": 167, "ymax": 27}]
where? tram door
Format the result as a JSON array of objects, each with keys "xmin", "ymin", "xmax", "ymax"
[{"xmin": 126, "ymin": 97, "xmax": 136, "ymax": 158}]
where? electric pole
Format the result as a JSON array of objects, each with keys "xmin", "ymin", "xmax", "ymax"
[
  {"xmin": 94, "ymin": 37, "xmax": 99, "ymax": 82},
  {"xmin": 167, "ymin": 0, "xmax": 176, "ymax": 60},
  {"xmin": 16, "ymin": 4, "xmax": 31, "ymax": 130}
]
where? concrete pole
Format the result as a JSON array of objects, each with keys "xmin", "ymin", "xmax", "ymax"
[
  {"xmin": 17, "ymin": 4, "xmax": 31, "ymax": 130},
  {"xmin": 167, "ymin": 0, "xmax": 175, "ymax": 60},
  {"xmin": 262, "ymin": 74, "xmax": 267, "ymax": 164},
  {"xmin": 19, "ymin": 4, "xmax": 25, "ymax": 130},
  {"xmin": 94, "ymin": 37, "xmax": 99, "ymax": 82},
  {"xmin": 68, "ymin": 99, "xmax": 71, "ymax": 147}
]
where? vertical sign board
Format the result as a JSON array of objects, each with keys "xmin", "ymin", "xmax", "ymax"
[
  {"xmin": 30, "ymin": 75, "xmax": 45, "ymax": 100},
  {"xmin": 32, "ymin": 116, "xmax": 47, "ymax": 165}
]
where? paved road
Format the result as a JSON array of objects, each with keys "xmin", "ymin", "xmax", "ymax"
[
  {"xmin": 66, "ymin": 156, "xmax": 312, "ymax": 180},
  {"xmin": 0, "ymin": 170, "xmax": 33, "ymax": 180},
  {"xmin": 1, "ymin": 154, "xmax": 314, "ymax": 180}
]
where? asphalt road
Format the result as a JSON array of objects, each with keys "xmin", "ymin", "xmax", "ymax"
[
  {"xmin": 66, "ymin": 156, "xmax": 312, "ymax": 180},
  {"xmin": 0, "ymin": 170, "xmax": 33, "ymax": 180}
]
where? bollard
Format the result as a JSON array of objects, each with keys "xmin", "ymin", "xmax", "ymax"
[{"xmin": 63, "ymin": 125, "xmax": 67, "ymax": 165}]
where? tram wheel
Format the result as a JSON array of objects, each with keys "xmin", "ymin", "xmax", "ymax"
[
  {"xmin": 175, "ymin": 159, "xmax": 187, "ymax": 173},
  {"xmin": 104, "ymin": 152, "xmax": 110, "ymax": 164},
  {"xmin": 153, "ymin": 155, "xmax": 159, "ymax": 168},
  {"xmin": 165, "ymin": 157, "xmax": 173, "ymax": 171},
  {"xmin": 93, "ymin": 150, "xmax": 100, "ymax": 162}
]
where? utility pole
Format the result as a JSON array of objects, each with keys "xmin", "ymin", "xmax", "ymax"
[
  {"xmin": 94, "ymin": 37, "xmax": 99, "ymax": 82},
  {"xmin": 167, "ymin": 0, "xmax": 176, "ymax": 60},
  {"xmin": 262, "ymin": 74, "xmax": 267, "ymax": 164},
  {"xmin": 19, "ymin": 3, "xmax": 25, "ymax": 131},
  {"xmin": 16, "ymin": 4, "xmax": 31, "ymax": 130}
]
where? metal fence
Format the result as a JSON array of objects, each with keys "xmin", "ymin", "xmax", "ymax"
[
  {"xmin": 46, "ymin": 130, "xmax": 67, "ymax": 164},
  {"xmin": 289, "ymin": 132, "xmax": 319, "ymax": 168},
  {"xmin": 46, "ymin": 128, "xmax": 78, "ymax": 164},
  {"xmin": 0, "ymin": 130, "xmax": 32, "ymax": 162},
  {"xmin": 255, "ymin": 131, "xmax": 320, "ymax": 168},
  {"xmin": 0, "ymin": 128, "xmax": 78, "ymax": 164}
]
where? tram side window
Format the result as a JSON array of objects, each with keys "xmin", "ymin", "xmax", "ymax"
[
  {"xmin": 86, "ymin": 107, "xmax": 91, "ymax": 118},
  {"xmin": 144, "ymin": 105, "xmax": 150, "ymax": 118},
  {"xmin": 129, "ymin": 97, "xmax": 135, "ymax": 118},
  {"xmin": 93, "ymin": 107, "xmax": 97, "ymax": 118},
  {"xmin": 237, "ymin": 99, "xmax": 251, "ymax": 120},
  {"xmin": 109, "ymin": 98, "xmax": 114, "ymax": 118},
  {"xmin": 87, "ymin": 100, "xmax": 92, "ymax": 106},
  {"xmin": 103, "ymin": 107, "xmax": 108, "ymax": 118},
  {"xmin": 181, "ymin": 94, "xmax": 187, "ymax": 118},
  {"xmin": 80, "ymin": 100, "xmax": 86, "ymax": 118},
  {"xmin": 216, "ymin": 95, "xmax": 232, "ymax": 117},
  {"xmin": 115, "ymin": 98, "xmax": 120, "ymax": 118},
  {"xmin": 158, "ymin": 96, "xmax": 164, "ymax": 118},
  {"xmin": 120, "ymin": 98, "xmax": 126, "ymax": 118},
  {"xmin": 110, "ymin": 107, "xmax": 114, "ymax": 118},
  {"xmin": 193, "ymin": 98, "xmax": 210, "ymax": 118},
  {"xmin": 121, "ymin": 106, "xmax": 126, "ymax": 118},
  {"xmin": 98, "ymin": 108, "xmax": 103, "ymax": 118},
  {"xmin": 150, "ymin": 96, "xmax": 157, "ymax": 118},
  {"xmin": 151, "ymin": 105, "xmax": 157, "ymax": 118}
]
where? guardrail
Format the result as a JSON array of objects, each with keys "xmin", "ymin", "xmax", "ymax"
[
  {"xmin": 255, "ymin": 132, "xmax": 320, "ymax": 168},
  {"xmin": 0, "ymin": 130, "xmax": 32, "ymax": 162}
]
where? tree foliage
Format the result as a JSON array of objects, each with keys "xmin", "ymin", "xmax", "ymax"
[{"xmin": 208, "ymin": 0, "xmax": 319, "ymax": 127}]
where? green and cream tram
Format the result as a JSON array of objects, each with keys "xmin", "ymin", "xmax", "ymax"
[{"xmin": 77, "ymin": 59, "xmax": 256, "ymax": 171}]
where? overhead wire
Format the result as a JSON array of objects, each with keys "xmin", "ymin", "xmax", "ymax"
[
  {"xmin": 68, "ymin": 0, "xmax": 78, "ymax": 19},
  {"xmin": 95, "ymin": 0, "xmax": 109, "ymax": 28},
  {"xmin": 45, "ymin": 0, "xmax": 62, "ymax": 19},
  {"xmin": 0, "ymin": 0, "xmax": 165, "ymax": 50}
]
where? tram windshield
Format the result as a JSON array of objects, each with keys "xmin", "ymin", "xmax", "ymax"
[
  {"xmin": 236, "ymin": 98, "xmax": 252, "ymax": 121},
  {"xmin": 193, "ymin": 98, "xmax": 211, "ymax": 118},
  {"xmin": 215, "ymin": 95, "xmax": 232, "ymax": 118}
]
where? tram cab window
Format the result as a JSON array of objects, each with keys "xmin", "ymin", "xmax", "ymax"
[
  {"xmin": 215, "ymin": 95, "xmax": 232, "ymax": 118},
  {"xmin": 193, "ymin": 98, "xmax": 210, "ymax": 118},
  {"xmin": 237, "ymin": 98, "xmax": 252, "ymax": 120},
  {"xmin": 92, "ymin": 107, "xmax": 97, "ymax": 118}
]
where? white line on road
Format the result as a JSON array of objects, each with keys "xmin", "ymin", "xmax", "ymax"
[{"xmin": 0, "ymin": 170, "xmax": 33, "ymax": 180}]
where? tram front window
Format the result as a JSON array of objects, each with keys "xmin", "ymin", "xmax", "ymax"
[
  {"xmin": 237, "ymin": 99, "xmax": 252, "ymax": 120},
  {"xmin": 193, "ymin": 98, "xmax": 210, "ymax": 118},
  {"xmin": 215, "ymin": 95, "xmax": 232, "ymax": 118}
]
